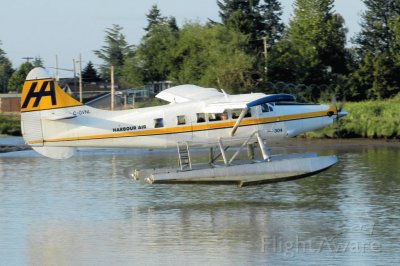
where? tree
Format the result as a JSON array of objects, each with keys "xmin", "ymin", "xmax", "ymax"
[
  {"xmin": 138, "ymin": 6, "xmax": 179, "ymax": 83},
  {"xmin": 217, "ymin": 0, "xmax": 285, "ymax": 87},
  {"xmin": 282, "ymin": 0, "xmax": 348, "ymax": 89},
  {"xmin": 94, "ymin": 24, "xmax": 132, "ymax": 79},
  {"xmin": 267, "ymin": 39, "xmax": 304, "ymax": 84},
  {"xmin": 169, "ymin": 23, "xmax": 254, "ymax": 93},
  {"xmin": 219, "ymin": 0, "xmax": 263, "ymax": 40},
  {"xmin": 218, "ymin": 0, "xmax": 284, "ymax": 46},
  {"xmin": 144, "ymin": 4, "xmax": 163, "ymax": 32},
  {"xmin": 352, "ymin": 0, "xmax": 400, "ymax": 99},
  {"xmin": 8, "ymin": 62, "xmax": 33, "ymax": 92},
  {"xmin": 354, "ymin": 0, "xmax": 400, "ymax": 57},
  {"xmin": 144, "ymin": 5, "xmax": 179, "ymax": 35},
  {"xmin": 32, "ymin": 57, "xmax": 44, "ymax": 68},
  {"xmin": 260, "ymin": 0, "xmax": 285, "ymax": 47},
  {"xmin": 81, "ymin": 61, "xmax": 101, "ymax": 82},
  {"xmin": 120, "ymin": 54, "xmax": 143, "ymax": 88},
  {"xmin": 138, "ymin": 24, "xmax": 177, "ymax": 83},
  {"xmin": 390, "ymin": 11, "xmax": 400, "ymax": 64},
  {"xmin": 0, "ymin": 41, "xmax": 14, "ymax": 92}
]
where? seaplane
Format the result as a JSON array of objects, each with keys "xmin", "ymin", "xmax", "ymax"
[{"xmin": 20, "ymin": 67, "xmax": 347, "ymax": 186}]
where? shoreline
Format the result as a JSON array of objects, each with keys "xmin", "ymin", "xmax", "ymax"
[
  {"xmin": 272, "ymin": 138, "xmax": 400, "ymax": 150},
  {"xmin": 0, "ymin": 145, "xmax": 31, "ymax": 153}
]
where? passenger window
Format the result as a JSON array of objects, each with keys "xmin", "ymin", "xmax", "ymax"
[
  {"xmin": 208, "ymin": 113, "xmax": 217, "ymax": 121},
  {"xmin": 197, "ymin": 113, "xmax": 206, "ymax": 123},
  {"xmin": 154, "ymin": 118, "xmax": 164, "ymax": 128},
  {"xmin": 209, "ymin": 112, "xmax": 228, "ymax": 121},
  {"xmin": 232, "ymin": 110, "xmax": 241, "ymax": 119},
  {"xmin": 232, "ymin": 109, "xmax": 252, "ymax": 119},
  {"xmin": 177, "ymin": 115, "xmax": 186, "ymax": 125}
]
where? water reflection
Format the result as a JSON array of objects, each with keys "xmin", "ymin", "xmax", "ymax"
[{"xmin": 0, "ymin": 141, "xmax": 399, "ymax": 265}]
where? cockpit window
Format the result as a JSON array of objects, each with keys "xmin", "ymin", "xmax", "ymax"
[{"xmin": 261, "ymin": 103, "xmax": 273, "ymax": 113}]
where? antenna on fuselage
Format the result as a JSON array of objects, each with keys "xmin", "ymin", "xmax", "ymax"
[{"xmin": 221, "ymin": 89, "xmax": 228, "ymax": 99}]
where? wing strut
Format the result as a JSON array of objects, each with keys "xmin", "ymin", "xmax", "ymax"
[{"xmin": 230, "ymin": 107, "xmax": 248, "ymax": 136}]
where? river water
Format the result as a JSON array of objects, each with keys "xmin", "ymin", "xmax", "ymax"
[{"xmin": 0, "ymin": 137, "xmax": 399, "ymax": 265}]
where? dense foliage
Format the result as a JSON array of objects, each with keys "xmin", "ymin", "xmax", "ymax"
[{"xmin": 350, "ymin": 0, "xmax": 400, "ymax": 100}]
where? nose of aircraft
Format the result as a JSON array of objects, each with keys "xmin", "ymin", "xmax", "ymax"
[{"xmin": 337, "ymin": 109, "xmax": 348, "ymax": 118}]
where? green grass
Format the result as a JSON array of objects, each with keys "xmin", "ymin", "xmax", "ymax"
[
  {"xmin": 340, "ymin": 98, "xmax": 400, "ymax": 138},
  {"xmin": 0, "ymin": 113, "xmax": 21, "ymax": 136},
  {"xmin": 303, "ymin": 95, "xmax": 400, "ymax": 139}
]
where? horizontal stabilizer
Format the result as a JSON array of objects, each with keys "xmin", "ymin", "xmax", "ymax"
[
  {"xmin": 204, "ymin": 93, "xmax": 296, "ymax": 113},
  {"xmin": 41, "ymin": 110, "xmax": 77, "ymax": 121}
]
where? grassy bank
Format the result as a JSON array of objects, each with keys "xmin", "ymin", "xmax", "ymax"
[
  {"xmin": 304, "ymin": 96, "xmax": 400, "ymax": 139},
  {"xmin": 341, "ymin": 98, "xmax": 400, "ymax": 138},
  {"xmin": 0, "ymin": 113, "xmax": 21, "ymax": 136}
]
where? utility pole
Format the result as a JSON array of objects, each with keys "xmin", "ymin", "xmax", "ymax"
[
  {"xmin": 79, "ymin": 54, "xmax": 83, "ymax": 103},
  {"xmin": 110, "ymin": 65, "xmax": 115, "ymax": 111},
  {"xmin": 22, "ymin": 57, "xmax": 34, "ymax": 63},
  {"xmin": 73, "ymin": 59, "xmax": 77, "ymax": 93},
  {"xmin": 262, "ymin": 36, "xmax": 268, "ymax": 79},
  {"xmin": 55, "ymin": 55, "xmax": 59, "ymax": 81}
]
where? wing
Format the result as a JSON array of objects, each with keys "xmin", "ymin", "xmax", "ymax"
[
  {"xmin": 156, "ymin": 84, "xmax": 295, "ymax": 113},
  {"xmin": 203, "ymin": 93, "xmax": 296, "ymax": 113},
  {"xmin": 156, "ymin": 84, "xmax": 223, "ymax": 103}
]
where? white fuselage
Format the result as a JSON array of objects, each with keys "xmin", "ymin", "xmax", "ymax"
[{"xmin": 33, "ymin": 101, "xmax": 334, "ymax": 149}]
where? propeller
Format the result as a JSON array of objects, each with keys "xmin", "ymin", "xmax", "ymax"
[{"xmin": 331, "ymin": 95, "xmax": 347, "ymax": 138}]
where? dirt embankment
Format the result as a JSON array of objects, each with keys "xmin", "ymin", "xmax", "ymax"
[
  {"xmin": 271, "ymin": 138, "xmax": 400, "ymax": 151},
  {"xmin": 0, "ymin": 145, "xmax": 31, "ymax": 153}
]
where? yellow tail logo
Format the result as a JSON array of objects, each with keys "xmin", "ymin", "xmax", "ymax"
[{"xmin": 21, "ymin": 78, "xmax": 82, "ymax": 112}]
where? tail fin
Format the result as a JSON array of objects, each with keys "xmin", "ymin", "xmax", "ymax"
[
  {"xmin": 21, "ymin": 67, "xmax": 82, "ymax": 112},
  {"xmin": 20, "ymin": 67, "xmax": 82, "ymax": 159}
]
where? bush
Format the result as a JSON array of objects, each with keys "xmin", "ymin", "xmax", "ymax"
[
  {"xmin": 0, "ymin": 113, "xmax": 21, "ymax": 136},
  {"xmin": 340, "ymin": 98, "xmax": 400, "ymax": 138}
]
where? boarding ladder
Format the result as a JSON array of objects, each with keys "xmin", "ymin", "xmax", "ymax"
[{"xmin": 177, "ymin": 142, "xmax": 192, "ymax": 171}]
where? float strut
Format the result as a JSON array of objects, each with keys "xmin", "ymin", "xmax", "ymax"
[
  {"xmin": 256, "ymin": 132, "xmax": 271, "ymax": 161},
  {"xmin": 247, "ymin": 144, "xmax": 255, "ymax": 159},
  {"xmin": 208, "ymin": 147, "xmax": 214, "ymax": 164},
  {"xmin": 218, "ymin": 138, "xmax": 229, "ymax": 166}
]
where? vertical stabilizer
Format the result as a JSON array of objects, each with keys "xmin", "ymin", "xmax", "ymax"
[{"xmin": 20, "ymin": 67, "xmax": 81, "ymax": 159}]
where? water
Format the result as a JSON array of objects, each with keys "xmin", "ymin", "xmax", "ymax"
[{"xmin": 0, "ymin": 138, "xmax": 399, "ymax": 265}]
